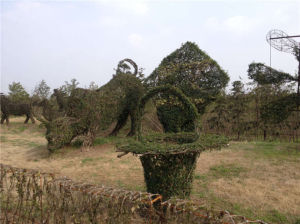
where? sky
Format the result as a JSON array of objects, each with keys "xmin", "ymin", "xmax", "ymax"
[{"xmin": 1, "ymin": 0, "xmax": 300, "ymax": 94}]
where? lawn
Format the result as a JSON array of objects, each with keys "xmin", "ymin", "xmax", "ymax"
[{"xmin": 0, "ymin": 117, "xmax": 299, "ymax": 223}]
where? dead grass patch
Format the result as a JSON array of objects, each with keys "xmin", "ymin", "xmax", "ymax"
[{"xmin": 1, "ymin": 117, "xmax": 300, "ymax": 223}]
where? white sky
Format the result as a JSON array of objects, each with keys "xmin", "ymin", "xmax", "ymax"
[{"xmin": 1, "ymin": 0, "xmax": 300, "ymax": 94}]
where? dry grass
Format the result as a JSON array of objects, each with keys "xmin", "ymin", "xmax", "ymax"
[{"xmin": 1, "ymin": 117, "xmax": 300, "ymax": 223}]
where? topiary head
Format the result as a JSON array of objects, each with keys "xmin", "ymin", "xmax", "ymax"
[{"xmin": 45, "ymin": 117, "xmax": 77, "ymax": 152}]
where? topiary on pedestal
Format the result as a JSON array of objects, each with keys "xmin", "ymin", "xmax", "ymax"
[{"xmin": 117, "ymin": 85, "xmax": 228, "ymax": 200}]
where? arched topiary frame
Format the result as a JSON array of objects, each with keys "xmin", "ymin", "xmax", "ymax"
[
  {"xmin": 116, "ymin": 58, "xmax": 138, "ymax": 76},
  {"xmin": 135, "ymin": 84, "xmax": 199, "ymax": 138}
]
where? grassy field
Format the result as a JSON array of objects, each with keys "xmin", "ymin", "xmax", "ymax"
[{"xmin": 0, "ymin": 117, "xmax": 300, "ymax": 223}]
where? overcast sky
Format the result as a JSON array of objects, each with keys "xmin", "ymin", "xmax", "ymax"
[{"xmin": 1, "ymin": 0, "xmax": 300, "ymax": 94}]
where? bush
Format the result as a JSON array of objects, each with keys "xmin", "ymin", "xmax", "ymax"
[
  {"xmin": 117, "ymin": 133, "xmax": 228, "ymax": 199},
  {"xmin": 141, "ymin": 151, "xmax": 200, "ymax": 199}
]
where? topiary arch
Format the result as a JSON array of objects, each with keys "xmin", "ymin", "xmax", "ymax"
[
  {"xmin": 116, "ymin": 58, "xmax": 138, "ymax": 76},
  {"xmin": 135, "ymin": 85, "xmax": 199, "ymax": 136}
]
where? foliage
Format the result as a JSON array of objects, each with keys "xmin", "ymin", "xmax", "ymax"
[
  {"xmin": 116, "ymin": 58, "xmax": 138, "ymax": 75},
  {"xmin": 144, "ymin": 42, "xmax": 229, "ymax": 132},
  {"xmin": 33, "ymin": 80, "xmax": 51, "ymax": 100},
  {"xmin": 201, "ymin": 67, "xmax": 299, "ymax": 141},
  {"xmin": 51, "ymin": 88, "xmax": 68, "ymax": 111},
  {"xmin": 248, "ymin": 62, "xmax": 295, "ymax": 85},
  {"xmin": 244, "ymin": 62, "xmax": 298, "ymax": 140},
  {"xmin": 34, "ymin": 97, "xmax": 61, "ymax": 121},
  {"xmin": 206, "ymin": 93, "xmax": 230, "ymax": 133},
  {"xmin": 141, "ymin": 152, "xmax": 199, "ymax": 199},
  {"xmin": 88, "ymin": 81, "xmax": 99, "ymax": 90},
  {"xmin": 227, "ymin": 81, "xmax": 249, "ymax": 140},
  {"xmin": 44, "ymin": 117, "xmax": 81, "ymax": 152},
  {"xmin": 118, "ymin": 132, "xmax": 228, "ymax": 199},
  {"xmin": 261, "ymin": 93, "xmax": 298, "ymax": 124},
  {"xmin": 141, "ymin": 132, "xmax": 199, "ymax": 144},
  {"xmin": 116, "ymin": 82, "xmax": 228, "ymax": 199},
  {"xmin": 137, "ymin": 85, "xmax": 199, "ymax": 133},
  {"xmin": 58, "ymin": 78, "xmax": 80, "ymax": 96},
  {"xmin": 115, "ymin": 58, "xmax": 145, "ymax": 80},
  {"xmin": 8, "ymin": 82, "xmax": 30, "ymax": 103},
  {"xmin": 0, "ymin": 93, "xmax": 35, "ymax": 124},
  {"xmin": 117, "ymin": 133, "xmax": 228, "ymax": 155},
  {"xmin": 41, "ymin": 61, "xmax": 144, "ymax": 152}
]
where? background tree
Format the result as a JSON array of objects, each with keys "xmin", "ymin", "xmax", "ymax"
[
  {"xmin": 145, "ymin": 41, "xmax": 229, "ymax": 132},
  {"xmin": 33, "ymin": 80, "xmax": 51, "ymax": 100},
  {"xmin": 206, "ymin": 93, "xmax": 230, "ymax": 135},
  {"xmin": 248, "ymin": 62, "xmax": 297, "ymax": 140},
  {"xmin": 59, "ymin": 78, "xmax": 79, "ymax": 96},
  {"xmin": 8, "ymin": 82, "xmax": 30, "ymax": 103},
  {"xmin": 88, "ymin": 81, "xmax": 99, "ymax": 90},
  {"xmin": 227, "ymin": 80, "xmax": 248, "ymax": 140}
]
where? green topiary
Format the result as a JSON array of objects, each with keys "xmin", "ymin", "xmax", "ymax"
[
  {"xmin": 248, "ymin": 62, "xmax": 296, "ymax": 85},
  {"xmin": 118, "ymin": 85, "xmax": 228, "ymax": 200},
  {"xmin": 0, "ymin": 93, "xmax": 35, "ymax": 124},
  {"xmin": 141, "ymin": 152, "xmax": 199, "ymax": 199},
  {"xmin": 117, "ymin": 133, "xmax": 228, "ymax": 199},
  {"xmin": 38, "ymin": 59, "xmax": 145, "ymax": 152},
  {"xmin": 145, "ymin": 42, "xmax": 229, "ymax": 132},
  {"xmin": 136, "ymin": 85, "xmax": 198, "ymax": 136}
]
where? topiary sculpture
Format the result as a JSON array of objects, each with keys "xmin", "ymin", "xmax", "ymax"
[
  {"xmin": 145, "ymin": 42, "xmax": 229, "ymax": 132},
  {"xmin": 0, "ymin": 93, "xmax": 35, "ymax": 124},
  {"xmin": 37, "ymin": 59, "xmax": 144, "ymax": 152},
  {"xmin": 117, "ymin": 85, "xmax": 228, "ymax": 200}
]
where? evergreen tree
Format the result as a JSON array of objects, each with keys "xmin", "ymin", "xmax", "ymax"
[
  {"xmin": 228, "ymin": 81, "xmax": 248, "ymax": 140},
  {"xmin": 206, "ymin": 93, "xmax": 230, "ymax": 135}
]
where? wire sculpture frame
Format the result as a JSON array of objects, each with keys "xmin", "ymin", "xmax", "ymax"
[{"xmin": 266, "ymin": 29, "xmax": 299, "ymax": 55}]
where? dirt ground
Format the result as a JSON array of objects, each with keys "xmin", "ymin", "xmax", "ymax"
[{"xmin": 1, "ymin": 117, "xmax": 300, "ymax": 223}]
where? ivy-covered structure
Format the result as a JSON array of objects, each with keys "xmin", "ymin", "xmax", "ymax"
[
  {"xmin": 144, "ymin": 41, "xmax": 229, "ymax": 132},
  {"xmin": 117, "ymin": 85, "xmax": 228, "ymax": 200},
  {"xmin": 0, "ymin": 93, "xmax": 35, "ymax": 124},
  {"xmin": 38, "ymin": 59, "xmax": 144, "ymax": 152}
]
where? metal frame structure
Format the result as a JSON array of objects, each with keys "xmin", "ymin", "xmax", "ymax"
[{"xmin": 266, "ymin": 29, "xmax": 300, "ymax": 108}]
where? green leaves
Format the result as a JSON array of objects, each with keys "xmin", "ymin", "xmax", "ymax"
[
  {"xmin": 248, "ymin": 62, "xmax": 295, "ymax": 85},
  {"xmin": 8, "ymin": 82, "xmax": 30, "ymax": 103},
  {"xmin": 261, "ymin": 93, "xmax": 298, "ymax": 124},
  {"xmin": 144, "ymin": 41, "xmax": 229, "ymax": 133},
  {"xmin": 145, "ymin": 41, "xmax": 229, "ymax": 113},
  {"xmin": 137, "ymin": 85, "xmax": 199, "ymax": 133},
  {"xmin": 33, "ymin": 80, "xmax": 51, "ymax": 100},
  {"xmin": 117, "ymin": 133, "xmax": 228, "ymax": 155}
]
